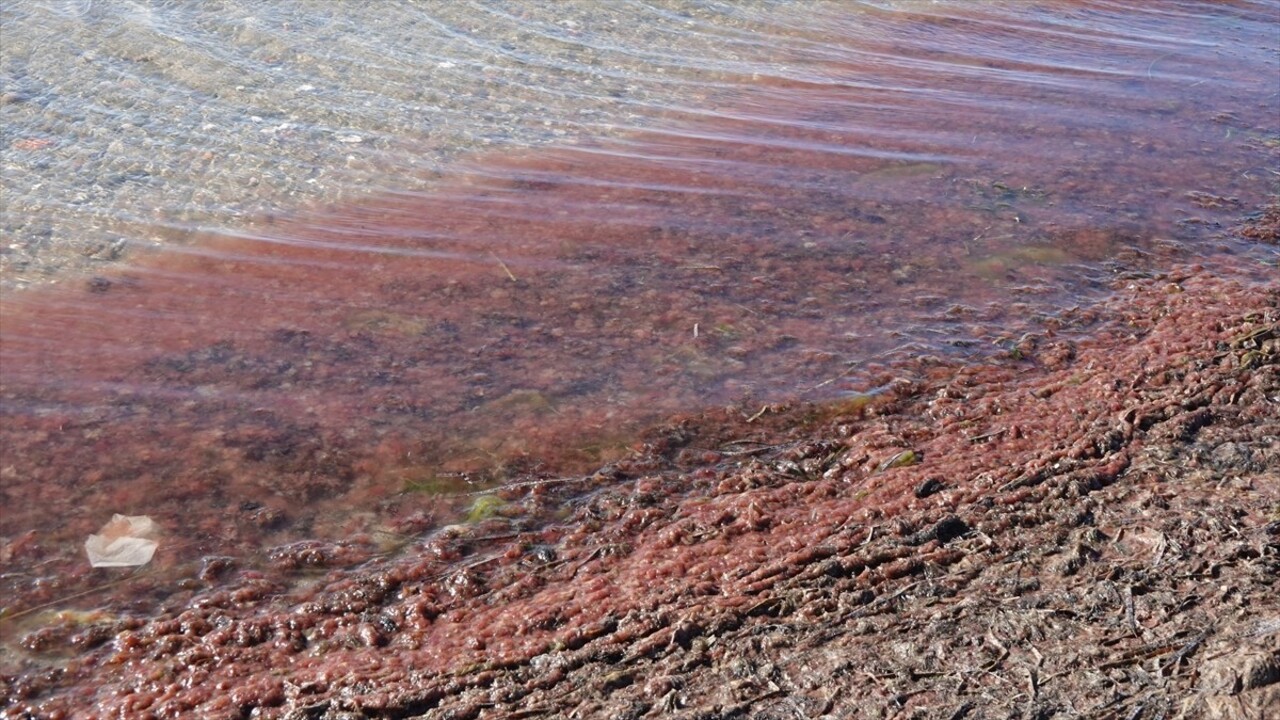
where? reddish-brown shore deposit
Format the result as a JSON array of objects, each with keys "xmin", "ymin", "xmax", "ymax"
[{"xmin": 3, "ymin": 209, "xmax": 1276, "ymax": 717}]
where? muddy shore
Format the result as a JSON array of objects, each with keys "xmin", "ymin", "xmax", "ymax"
[{"xmin": 1, "ymin": 205, "xmax": 1275, "ymax": 718}]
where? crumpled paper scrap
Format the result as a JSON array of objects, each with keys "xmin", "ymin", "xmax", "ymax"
[{"xmin": 84, "ymin": 514, "xmax": 159, "ymax": 568}]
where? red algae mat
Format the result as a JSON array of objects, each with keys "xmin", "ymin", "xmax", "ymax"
[
  {"xmin": 2, "ymin": 0, "xmax": 1275, "ymax": 611},
  {"xmin": 2, "ymin": 2, "xmax": 1279, "ymax": 717},
  {"xmin": 3, "ymin": 236, "xmax": 1276, "ymax": 719}
]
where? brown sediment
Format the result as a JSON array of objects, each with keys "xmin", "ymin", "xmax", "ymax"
[{"xmin": 2, "ymin": 225, "xmax": 1275, "ymax": 717}]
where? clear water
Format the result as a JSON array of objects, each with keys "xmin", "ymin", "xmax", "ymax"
[
  {"xmin": 2, "ymin": 0, "xmax": 839, "ymax": 286},
  {"xmin": 1, "ymin": 0, "xmax": 1277, "ymax": 661}
]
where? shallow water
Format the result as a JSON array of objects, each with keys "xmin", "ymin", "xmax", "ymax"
[
  {"xmin": 2, "ymin": 0, "xmax": 830, "ymax": 286},
  {"xmin": 1, "ymin": 0, "xmax": 1278, "ymax": 663}
]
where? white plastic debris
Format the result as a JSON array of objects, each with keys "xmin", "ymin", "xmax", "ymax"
[{"xmin": 84, "ymin": 514, "xmax": 159, "ymax": 568}]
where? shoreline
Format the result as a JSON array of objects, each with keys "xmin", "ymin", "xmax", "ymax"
[
  {"xmin": 3, "ymin": 203, "xmax": 1275, "ymax": 718},
  {"xmin": 2, "ymin": 3, "xmax": 1277, "ymax": 715}
]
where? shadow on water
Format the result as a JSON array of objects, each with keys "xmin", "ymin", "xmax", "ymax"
[{"xmin": 1, "ymin": 0, "xmax": 1277, "ymax": 643}]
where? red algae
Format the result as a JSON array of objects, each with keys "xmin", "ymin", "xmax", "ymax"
[
  {"xmin": 1, "ymin": 1, "xmax": 1279, "ymax": 716},
  {"xmin": 5, "ymin": 256, "xmax": 1274, "ymax": 718}
]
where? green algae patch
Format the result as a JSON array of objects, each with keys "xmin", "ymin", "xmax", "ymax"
[
  {"xmin": 878, "ymin": 449, "xmax": 919, "ymax": 472},
  {"xmin": 666, "ymin": 345, "xmax": 727, "ymax": 381},
  {"xmin": 834, "ymin": 392, "xmax": 878, "ymax": 414},
  {"xmin": 711, "ymin": 322, "xmax": 738, "ymax": 339},
  {"xmin": 863, "ymin": 162, "xmax": 943, "ymax": 180},
  {"xmin": 396, "ymin": 464, "xmax": 505, "ymax": 497},
  {"xmin": 486, "ymin": 389, "xmax": 557, "ymax": 416},
  {"xmin": 466, "ymin": 494, "xmax": 507, "ymax": 523},
  {"xmin": 343, "ymin": 310, "xmax": 430, "ymax": 337},
  {"xmin": 964, "ymin": 178, "xmax": 1051, "ymax": 211},
  {"xmin": 402, "ymin": 473, "xmax": 467, "ymax": 495},
  {"xmin": 805, "ymin": 388, "xmax": 894, "ymax": 426},
  {"xmin": 968, "ymin": 245, "xmax": 1073, "ymax": 280}
]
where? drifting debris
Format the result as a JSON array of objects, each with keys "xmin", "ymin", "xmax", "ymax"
[{"xmin": 84, "ymin": 515, "xmax": 159, "ymax": 568}]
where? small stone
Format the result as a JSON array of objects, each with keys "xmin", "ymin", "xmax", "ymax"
[
  {"xmin": 933, "ymin": 516, "xmax": 969, "ymax": 544},
  {"xmin": 915, "ymin": 477, "xmax": 944, "ymax": 498}
]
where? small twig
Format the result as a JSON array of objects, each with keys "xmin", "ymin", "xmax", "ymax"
[
  {"xmin": 490, "ymin": 252, "xmax": 518, "ymax": 282},
  {"xmin": 719, "ymin": 439, "xmax": 779, "ymax": 457},
  {"xmin": 570, "ymin": 545, "xmax": 607, "ymax": 578},
  {"xmin": 720, "ymin": 438, "xmax": 772, "ymax": 447},
  {"xmin": 1147, "ymin": 52, "xmax": 1173, "ymax": 79},
  {"xmin": 1124, "ymin": 586, "xmax": 1140, "ymax": 638},
  {"xmin": 860, "ymin": 525, "xmax": 877, "ymax": 546},
  {"xmin": 1162, "ymin": 630, "xmax": 1209, "ymax": 677},
  {"xmin": 745, "ymin": 596, "xmax": 783, "ymax": 617},
  {"xmin": 507, "ymin": 707, "xmax": 554, "ymax": 719},
  {"xmin": 982, "ymin": 634, "xmax": 1011, "ymax": 672},
  {"xmin": 1, "ymin": 568, "xmax": 154, "ymax": 623},
  {"xmin": 846, "ymin": 579, "xmax": 922, "ymax": 620},
  {"xmin": 451, "ymin": 474, "xmax": 600, "ymax": 497},
  {"xmin": 1097, "ymin": 642, "xmax": 1181, "ymax": 670},
  {"xmin": 967, "ymin": 428, "xmax": 1007, "ymax": 444},
  {"xmin": 720, "ymin": 445, "xmax": 776, "ymax": 457},
  {"xmin": 812, "ymin": 365, "xmax": 858, "ymax": 391}
]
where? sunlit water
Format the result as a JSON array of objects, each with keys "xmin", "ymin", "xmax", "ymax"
[
  {"xmin": 1, "ymin": 0, "xmax": 1277, "ymax": 663},
  {"xmin": 2, "ymin": 0, "xmax": 835, "ymax": 286}
]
